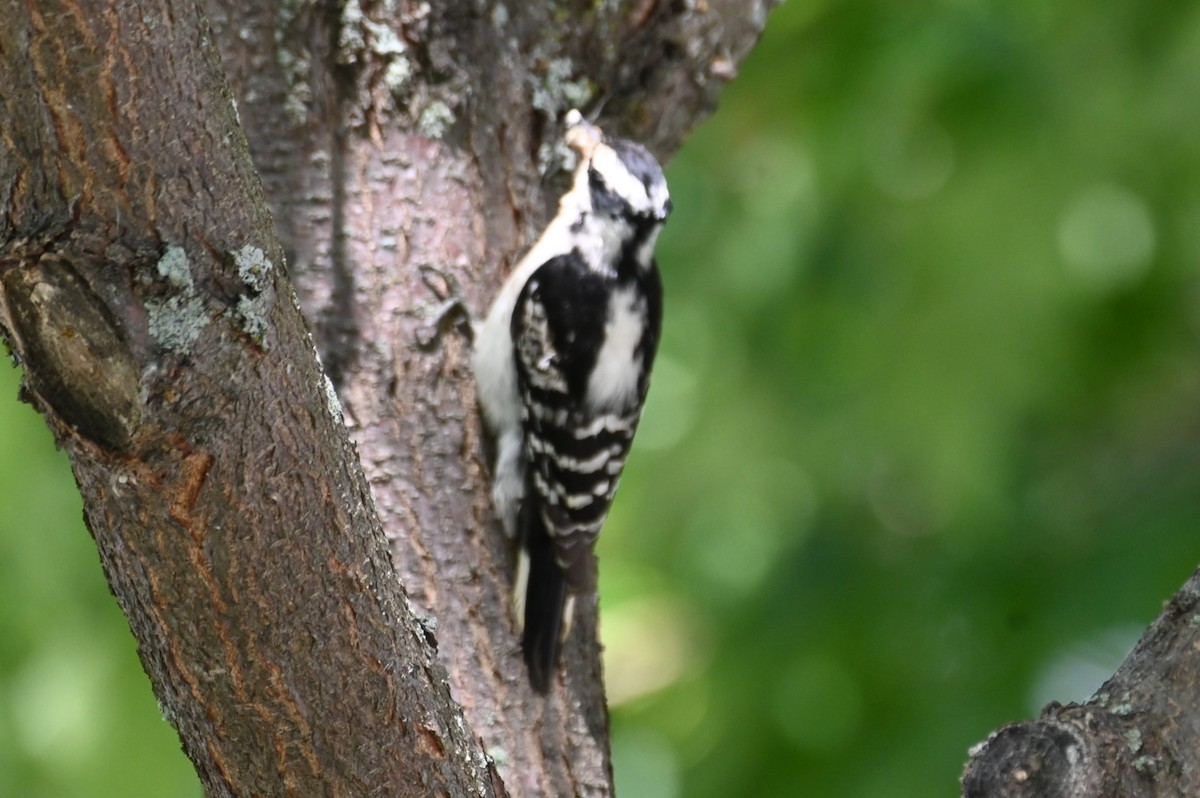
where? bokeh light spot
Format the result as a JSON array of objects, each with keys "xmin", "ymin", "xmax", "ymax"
[
  {"xmin": 604, "ymin": 595, "xmax": 709, "ymax": 705},
  {"xmin": 1057, "ymin": 184, "xmax": 1156, "ymax": 290},
  {"xmin": 612, "ymin": 728, "xmax": 682, "ymax": 798},
  {"xmin": 10, "ymin": 630, "xmax": 113, "ymax": 768},
  {"xmin": 1028, "ymin": 625, "xmax": 1141, "ymax": 712}
]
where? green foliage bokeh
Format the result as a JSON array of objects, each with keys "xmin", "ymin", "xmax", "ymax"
[
  {"xmin": 4, "ymin": 3, "xmax": 1200, "ymax": 795},
  {"xmin": 608, "ymin": 2, "xmax": 1200, "ymax": 796}
]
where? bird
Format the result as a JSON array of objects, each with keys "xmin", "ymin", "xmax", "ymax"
[{"xmin": 472, "ymin": 110, "xmax": 671, "ymax": 691}]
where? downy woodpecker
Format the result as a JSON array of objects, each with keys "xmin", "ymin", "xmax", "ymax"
[{"xmin": 473, "ymin": 111, "xmax": 670, "ymax": 691}]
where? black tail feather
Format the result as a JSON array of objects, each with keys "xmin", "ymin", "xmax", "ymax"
[{"xmin": 521, "ymin": 510, "xmax": 567, "ymax": 693}]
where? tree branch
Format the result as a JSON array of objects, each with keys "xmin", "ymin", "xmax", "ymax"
[{"xmin": 962, "ymin": 566, "xmax": 1200, "ymax": 797}]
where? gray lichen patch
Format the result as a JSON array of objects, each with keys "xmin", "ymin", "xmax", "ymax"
[
  {"xmin": 531, "ymin": 56, "xmax": 593, "ymax": 118},
  {"xmin": 234, "ymin": 244, "xmax": 272, "ymax": 291},
  {"xmin": 146, "ymin": 245, "xmax": 209, "ymax": 354},
  {"xmin": 530, "ymin": 55, "xmax": 594, "ymax": 175},
  {"xmin": 273, "ymin": 0, "xmax": 316, "ymax": 122},
  {"xmin": 490, "ymin": 3, "xmax": 509, "ymax": 30},
  {"xmin": 156, "ymin": 244, "xmax": 195, "ymax": 289},
  {"xmin": 235, "ymin": 295, "xmax": 269, "ymax": 344},
  {"xmin": 232, "ymin": 245, "xmax": 275, "ymax": 348},
  {"xmin": 418, "ymin": 101, "xmax": 455, "ymax": 139},
  {"xmin": 338, "ymin": 0, "xmax": 411, "ymax": 72},
  {"xmin": 384, "ymin": 55, "xmax": 414, "ymax": 95}
]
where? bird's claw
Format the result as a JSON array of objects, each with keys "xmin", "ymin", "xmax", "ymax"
[{"xmin": 415, "ymin": 264, "xmax": 475, "ymax": 350}]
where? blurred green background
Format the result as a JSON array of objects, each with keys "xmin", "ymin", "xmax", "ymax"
[{"xmin": 5, "ymin": 1, "xmax": 1200, "ymax": 795}]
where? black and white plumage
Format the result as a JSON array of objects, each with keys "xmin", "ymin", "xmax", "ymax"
[{"xmin": 473, "ymin": 111, "xmax": 670, "ymax": 692}]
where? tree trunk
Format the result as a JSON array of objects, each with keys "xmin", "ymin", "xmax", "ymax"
[{"xmin": 0, "ymin": 0, "xmax": 776, "ymax": 794}]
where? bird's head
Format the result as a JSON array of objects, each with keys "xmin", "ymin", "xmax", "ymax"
[{"xmin": 564, "ymin": 110, "xmax": 672, "ymax": 225}]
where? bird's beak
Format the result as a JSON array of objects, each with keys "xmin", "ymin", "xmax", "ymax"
[{"xmin": 564, "ymin": 109, "xmax": 603, "ymax": 159}]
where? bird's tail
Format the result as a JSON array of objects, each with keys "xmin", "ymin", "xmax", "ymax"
[{"xmin": 514, "ymin": 505, "xmax": 568, "ymax": 693}]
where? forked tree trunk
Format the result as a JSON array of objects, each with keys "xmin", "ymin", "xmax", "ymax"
[{"xmin": 0, "ymin": 0, "xmax": 775, "ymax": 794}]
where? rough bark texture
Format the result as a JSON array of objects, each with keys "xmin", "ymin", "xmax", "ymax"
[
  {"xmin": 962, "ymin": 566, "xmax": 1200, "ymax": 797},
  {"xmin": 0, "ymin": 1, "xmax": 496, "ymax": 795},
  {"xmin": 205, "ymin": 0, "xmax": 780, "ymax": 794},
  {"xmin": 0, "ymin": 0, "xmax": 776, "ymax": 795}
]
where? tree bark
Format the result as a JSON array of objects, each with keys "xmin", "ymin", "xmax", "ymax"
[
  {"xmin": 962, "ymin": 566, "xmax": 1200, "ymax": 797},
  {"xmin": 0, "ymin": 0, "xmax": 776, "ymax": 794}
]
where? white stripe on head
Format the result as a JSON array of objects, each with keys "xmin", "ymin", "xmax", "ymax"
[{"xmin": 590, "ymin": 144, "xmax": 656, "ymax": 216}]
